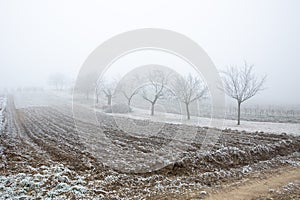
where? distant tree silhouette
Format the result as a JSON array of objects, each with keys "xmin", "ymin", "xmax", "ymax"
[{"xmin": 174, "ymin": 74, "xmax": 208, "ymax": 120}]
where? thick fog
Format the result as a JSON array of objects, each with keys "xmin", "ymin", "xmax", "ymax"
[{"xmin": 0, "ymin": 0, "xmax": 300, "ymax": 105}]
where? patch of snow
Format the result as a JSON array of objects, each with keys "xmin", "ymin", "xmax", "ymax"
[
  {"xmin": 0, "ymin": 96, "xmax": 7, "ymax": 135},
  {"xmin": 108, "ymin": 107, "xmax": 300, "ymax": 136},
  {"xmin": 0, "ymin": 164, "xmax": 88, "ymax": 199}
]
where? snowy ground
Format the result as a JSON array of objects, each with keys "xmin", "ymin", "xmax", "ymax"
[
  {"xmin": 21, "ymin": 90, "xmax": 299, "ymax": 136},
  {"xmin": 0, "ymin": 91, "xmax": 299, "ymax": 199},
  {"xmin": 0, "ymin": 96, "xmax": 6, "ymax": 164},
  {"xmin": 0, "ymin": 96, "xmax": 7, "ymax": 134},
  {"xmin": 108, "ymin": 107, "xmax": 300, "ymax": 136},
  {"xmin": 0, "ymin": 164, "xmax": 88, "ymax": 199}
]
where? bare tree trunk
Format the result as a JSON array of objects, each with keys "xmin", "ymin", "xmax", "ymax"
[
  {"xmin": 127, "ymin": 99, "xmax": 130, "ymax": 106},
  {"xmin": 127, "ymin": 97, "xmax": 132, "ymax": 107},
  {"xmin": 237, "ymin": 101, "xmax": 241, "ymax": 125},
  {"xmin": 185, "ymin": 103, "xmax": 190, "ymax": 120},
  {"xmin": 107, "ymin": 95, "xmax": 112, "ymax": 106},
  {"xmin": 96, "ymin": 94, "xmax": 99, "ymax": 104},
  {"xmin": 151, "ymin": 103, "xmax": 155, "ymax": 116}
]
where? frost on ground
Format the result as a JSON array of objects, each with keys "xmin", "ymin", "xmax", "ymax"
[
  {"xmin": 0, "ymin": 94, "xmax": 299, "ymax": 199},
  {"xmin": 0, "ymin": 156, "xmax": 299, "ymax": 199},
  {"xmin": 0, "ymin": 96, "xmax": 7, "ymax": 164},
  {"xmin": 0, "ymin": 96, "xmax": 7, "ymax": 134},
  {"xmin": 0, "ymin": 164, "xmax": 87, "ymax": 199},
  {"xmin": 109, "ymin": 107, "xmax": 300, "ymax": 136}
]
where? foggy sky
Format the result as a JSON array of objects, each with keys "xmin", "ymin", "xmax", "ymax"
[{"xmin": 0, "ymin": 0, "xmax": 300, "ymax": 105}]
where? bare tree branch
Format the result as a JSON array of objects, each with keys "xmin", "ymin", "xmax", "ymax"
[
  {"xmin": 140, "ymin": 69, "xmax": 171, "ymax": 116},
  {"xmin": 221, "ymin": 62, "xmax": 266, "ymax": 125},
  {"xmin": 96, "ymin": 77, "xmax": 119, "ymax": 105},
  {"xmin": 174, "ymin": 73, "xmax": 208, "ymax": 120}
]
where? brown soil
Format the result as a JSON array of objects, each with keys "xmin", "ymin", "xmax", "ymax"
[
  {"xmin": 1, "ymin": 96, "xmax": 300, "ymax": 199},
  {"xmin": 152, "ymin": 166, "xmax": 300, "ymax": 200},
  {"xmin": 206, "ymin": 166, "xmax": 300, "ymax": 200}
]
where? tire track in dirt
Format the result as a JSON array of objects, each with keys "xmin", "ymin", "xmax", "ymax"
[
  {"xmin": 18, "ymin": 107, "xmax": 104, "ymax": 172},
  {"xmin": 0, "ymin": 96, "xmax": 52, "ymax": 174}
]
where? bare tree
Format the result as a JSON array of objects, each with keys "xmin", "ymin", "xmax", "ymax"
[
  {"xmin": 141, "ymin": 70, "xmax": 170, "ymax": 116},
  {"xmin": 222, "ymin": 62, "xmax": 266, "ymax": 125},
  {"xmin": 96, "ymin": 78, "xmax": 118, "ymax": 106},
  {"xmin": 174, "ymin": 74, "xmax": 208, "ymax": 120},
  {"xmin": 120, "ymin": 86, "xmax": 141, "ymax": 107},
  {"xmin": 48, "ymin": 73, "xmax": 67, "ymax": 91},
  {"xmin": 75, "ymin": 73, "xmax": 94, "ymax": 99},
  {"xmin": 117, "ymin": 74, "xmax": 142, "ymax": 108},
  {"xmin": 95, "ymin": 80, "xmax": 102, "ymax": 104}
]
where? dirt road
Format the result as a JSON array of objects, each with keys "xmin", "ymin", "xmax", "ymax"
[{"xmin": 205, "ymin": 166, "xmax": 300, "ymax": 200}]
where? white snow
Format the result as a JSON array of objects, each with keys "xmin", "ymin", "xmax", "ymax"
[
  {"xmin": 12, "ymin": 91, "xmax": 300, "ymax": 136},
  {"xmin": 0, "ymin": 96, "xmax": 7, "ymax": 135},
  {"xmin": 0, "ymin": 164, "xmax": 88, "ymax": 199},
  {"xmin": 108, "ymin": 107, "xmax": 300, "ymax": 136}
]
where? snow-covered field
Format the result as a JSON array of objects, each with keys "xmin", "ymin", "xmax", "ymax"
[
  {"xmin": 30, "ymin": 90, "xmax": 299, "ymax": 136},
  {"xmin": 0, "ymin": 164, "xmax": 88, "ymax": 199},
  {"xmin": 109, "ymin": 107, "xmax": 300, "ymax": 136},
  {"xmin": 0, "ymin": 96, "xmax": 7, "ymax": 134},
  {"xmin": 0, "ymin": 91, "xmax": 299, "ymax": 199}
]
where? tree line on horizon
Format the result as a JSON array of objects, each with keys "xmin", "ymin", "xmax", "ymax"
[{"xmin": 49, "ymin": 62, "xmax": 266, "ymax": 125}]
